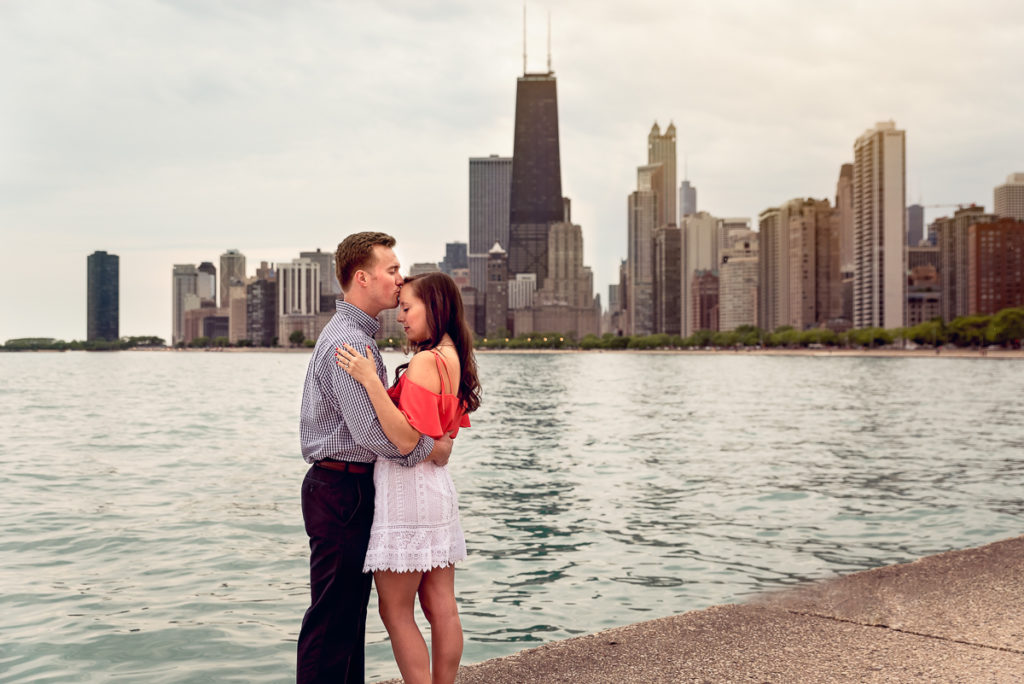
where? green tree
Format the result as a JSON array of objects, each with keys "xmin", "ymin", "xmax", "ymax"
[
  {"xmin": 212, "ymin": 336, "xmax": 231, "ymax": 347},
  {"xmin": 986, "ymin": 308, "xmax": 1024, "ymax": 346},
  {"xmin": 289, "ymin": 330, "xmax": 306, "ymax": 347},
  {"xmin": 906, "ymin": 319, "xmax": 945, "ymax": 346},
  {"xmin": 946, "ymin": 315, "xmax": 991, "ymax": 347},
  {"xmin": 190, "ymin": 336, "xmax": 211, "ymax": 348},
  {"xmin": 711, "ymin": 330, "xmax": 739, "ymax": 348}
]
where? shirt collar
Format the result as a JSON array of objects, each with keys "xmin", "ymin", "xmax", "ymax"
[{"xmin": 337, "ymin": 300, "xmax": 381, "ymax": 337}]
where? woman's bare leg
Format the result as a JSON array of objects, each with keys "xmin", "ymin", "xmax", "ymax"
[
  {"xmin": 375, "ymin": 570, "xmax": 429, "ymax": 684},
  {"xmin": 418, "ymin": 565, "xmax": 462, "ymax": 684}
]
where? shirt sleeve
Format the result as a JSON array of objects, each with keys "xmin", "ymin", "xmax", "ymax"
[{"xmin": 322, "ymin": 337, "xmax": 434, "ymax": 466}]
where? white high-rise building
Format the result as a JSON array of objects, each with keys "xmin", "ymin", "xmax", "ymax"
[
  {"xmin": 277, "ymin": 258, "xmax": 322, "ymax": 344},
  {"xmin": 278, "ymin": 258, "xmax": 321, "ymax": 316},
  {"xmin": 853, "ymin": 121, "xmax": 906, "ymax": 329},
  {"xmin": 509, "ymin": 273, "xmax": 537, "ymax": 310},
  {"xmin": 994, "ymin": 173, "xmax": 1024, "ymax": 221},
  {"xmin": 300, "ymin": 249, "xmax": 341, "ymax": 296},
  {"xmin": 680, "ymin": 211, "xmax": 719, "ymax": 337}
]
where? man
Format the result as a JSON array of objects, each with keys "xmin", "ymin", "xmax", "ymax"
[{"xmin": 296, "ymin": 232, "xmax": 453, "ymax": 683}]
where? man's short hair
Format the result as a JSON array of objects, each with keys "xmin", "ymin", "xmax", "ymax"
[{"xmin": 335, "ymin": 232, "xmax": 396, "ymax": 292}]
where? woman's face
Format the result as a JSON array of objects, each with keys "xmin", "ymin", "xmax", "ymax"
[{"xmin": 397, "ymin": 286, "xmax": 430, "ymax": 343}]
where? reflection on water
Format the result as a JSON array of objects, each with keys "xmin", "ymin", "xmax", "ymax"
[{"xmin": 1, "ymin": 351, "xmax": 1022, "ymax": 682}]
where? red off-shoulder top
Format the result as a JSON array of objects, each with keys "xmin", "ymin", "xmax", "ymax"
[{"xmin": 386, "ymin": 349, "xmax": 471, "ymax": 439}]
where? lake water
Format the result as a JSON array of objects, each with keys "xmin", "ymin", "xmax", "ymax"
[{"xmin": 1, "ymin": 350, "xmax": 1022, "ymax": 682}]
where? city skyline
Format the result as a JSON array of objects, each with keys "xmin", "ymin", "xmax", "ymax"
[{"xmin": 3, "ymin": 2, "xmax": 1024, "ymax": 342}]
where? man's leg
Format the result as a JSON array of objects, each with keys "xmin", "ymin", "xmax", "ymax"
[{"xmin": 297, "ymin": 466, "xmax": 374, "ymax": 684}]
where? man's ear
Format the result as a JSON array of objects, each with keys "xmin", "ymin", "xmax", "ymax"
[{"xmin": 354, "ymin": 269, "xmax": 367, "ymax": 288}]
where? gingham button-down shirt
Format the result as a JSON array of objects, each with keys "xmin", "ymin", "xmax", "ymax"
[{"xmin": 299, "ymin": 301, "xmax": 434, "ymax": 466}]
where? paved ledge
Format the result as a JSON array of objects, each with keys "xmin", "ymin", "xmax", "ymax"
[{"xmin": 382, "ymin": 535, "xmax": 1024, "ymax": 683}]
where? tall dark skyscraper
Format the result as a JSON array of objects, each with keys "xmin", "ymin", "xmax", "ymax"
[
  {"xmin": 87, "ymin": 251, "xmax": 119, "ymax": 341},
  {"xmin": 508, "ymin": 70, "xmax": 564, "ymax": 282}
]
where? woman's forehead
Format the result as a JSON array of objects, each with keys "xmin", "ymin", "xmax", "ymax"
[{"xmin": 398, "ymin": 288, "xmax": 420, "ymax": 306}]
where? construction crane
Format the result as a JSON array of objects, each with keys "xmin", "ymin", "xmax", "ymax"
[{"xmin": 921, "ymin": 203, "xmax": 978, "ymax": 210}]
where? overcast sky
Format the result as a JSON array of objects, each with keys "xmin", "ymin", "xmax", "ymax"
[{"xmin": 2, "ymin": 0, "xmax": 1023, "ymax": 343}]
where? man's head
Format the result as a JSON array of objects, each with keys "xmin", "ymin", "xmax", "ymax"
[{"xmin": 335, "ymin": 232, "xmax": 402, "ymax": 316}]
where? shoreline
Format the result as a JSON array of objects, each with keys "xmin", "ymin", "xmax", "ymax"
[
  {"xmin": 7, "ymin": 346, "xmax": 1023, "ymax": 359},
  {"xmin": 397, "ymin": 535, "xmax": 1024, "ymax": 683},
  {"xmin": 473, "ymin": 347, "xmax": 1024, "ymax": 358}
]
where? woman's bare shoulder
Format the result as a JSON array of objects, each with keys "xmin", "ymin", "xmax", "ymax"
[{"xmin": 404, "ymin": 350, "xmax": 442, "ymax": 392}]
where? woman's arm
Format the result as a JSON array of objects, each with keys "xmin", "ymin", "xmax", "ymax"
[
  {"xmin": 336, "ymin": 344, "xmax": 422, "ymax": 454},
  {"xmin": 336, "ymin": 344, "xmax": 441, "ymax": 455}
]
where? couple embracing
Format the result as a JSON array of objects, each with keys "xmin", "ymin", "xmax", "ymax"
[{"xmin": 296, "ymin": 232, "xmax": 481, "ymax": 684}]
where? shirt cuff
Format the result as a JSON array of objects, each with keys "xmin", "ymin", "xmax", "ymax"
[{"xmin": 402, "ymin": 433, "xmax": 435, "ymax": 466}]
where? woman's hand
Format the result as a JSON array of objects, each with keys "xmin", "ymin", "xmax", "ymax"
[{"xmin": 335, "ymin": 344, "xmax": 379, "ymax": 387}]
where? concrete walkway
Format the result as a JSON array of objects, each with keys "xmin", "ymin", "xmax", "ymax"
[{"xmin": 386, "ymin": 535, "xmax": 1024, "ymax": 683}]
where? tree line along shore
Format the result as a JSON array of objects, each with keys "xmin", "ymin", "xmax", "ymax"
[{"xmin": 4, "ymin": 307, "xmax": 1023, "ymax": 353}]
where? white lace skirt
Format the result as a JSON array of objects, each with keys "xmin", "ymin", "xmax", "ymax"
[{"xmin": 363, "ymin": 459, "xmax": 467, "ymax": 573}]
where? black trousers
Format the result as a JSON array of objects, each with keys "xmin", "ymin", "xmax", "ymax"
[{"xmin": 296, "ymin": 465, "xmax": 375, "ymax": 684}]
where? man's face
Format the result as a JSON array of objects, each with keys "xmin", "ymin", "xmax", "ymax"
[{"xmin": 364, "ymin": 245, "xmax": 403, "ymax": 311}]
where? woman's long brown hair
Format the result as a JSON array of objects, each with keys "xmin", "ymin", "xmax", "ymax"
[{"xmin": 392, "ymin": 272, "xmax": 481, "ymax": 413}]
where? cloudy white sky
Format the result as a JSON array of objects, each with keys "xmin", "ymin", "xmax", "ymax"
[{"xmin": 2, "ymin": 0, "xmax": 1023, "ymax": 342}]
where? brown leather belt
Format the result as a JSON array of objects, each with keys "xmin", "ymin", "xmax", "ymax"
[{"xmin": 315, "ymin": 459, "xmax": 373, "ymax": 475}]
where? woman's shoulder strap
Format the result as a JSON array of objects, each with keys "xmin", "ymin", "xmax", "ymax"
[{"xmin": 428, "ymin": 348, "xmax": 453, "ymax": 395}]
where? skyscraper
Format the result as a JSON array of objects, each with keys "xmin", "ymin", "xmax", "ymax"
[
  {"xmin": 626, "ymin": 164, "xmax": 662, "ymax": 336},
  {"xmin": 994, "ymin": 173, "xmax": 1024, "ymax": 220},
  {"xmin": 787, "ymin": 198, "xmax": 841, "ymax": 329},
  {"xmin": 246, "ymin": 275, "xmax": 278, "ymax": 347},
  {"xmin": 468, "ymin": 156, "xmax": 513, "ymax": 293},
  {"xmin": 906, "ymin": 204, "xmax": 924, "ymax": 246},
  {"xmin": 647, "ymin": 122, "xmax": 677, "ymax": 226},
  {"xmin": 719, "ymin": 235, "xmax": 759, "ymax": 332},
  {"xmin": 441, "ymin": 242, "xmax": 468, "ymax": 275},
  {"xmin": 485, "ymin": 243, "xmax": 509, "ymax": 336},
  {"xmin": 219, "ymin": 249, "xmax": 246, "ymax": 310},
  {"xmin": 508, "ymin": 69, "xmax": 563, "ymax": 282},
  {"xmin": 852, "ymin": 121, "xmax": 906, "ymax": 329},
  {"xmin": 968, "ymin": 218, "xmax": 1024, "ymax": 314},
  {"xmin": 277, "ymin": 258, "xmax": 322, "ymax": 345},
  {"xmin": 836, "ymin": 164, "xmax": 854, "ymax": 272},
  {"xmin": 172, "ymin": 264, "xmax": 198, "ymax": 346},
  {"xmin": 197, "ymin": 262, "xmax": 217, "ymax": 305},
  {"xmin": 937, "ymin": 206, "xmax": 996, "ymax": 321},
  {"xmin": 679, "ymin": 180, "xmax": 697, "ymax": 220},
  {"xmin": 653, "ymin": 225, "xmax": 681, "ymax": 335},
  {"xmin": 681, "ymin": 211, "xmax": 719, "ymax": 337},
  {"xmin": 835, "ymin": 163, "xmax": 855, "ymax": 323},
  {"xmin": 87, "ymin": 251, "xmax": 119, "ymax": 342},
  {"xmin": 758, "ymin": 207, "xmax": 784, "ymax": 332},
  {"xmin": 300, "ymin": 248, "xmax": 341, "ymax": 310}
]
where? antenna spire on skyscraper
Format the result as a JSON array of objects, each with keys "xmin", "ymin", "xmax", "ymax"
[
  {"xmin": 522, "ymin": 3, "xmax": 527, "ymax": 74},
  {"xmin": 547, "ymin": 10, "xmax": 552, "ymax": 73}
]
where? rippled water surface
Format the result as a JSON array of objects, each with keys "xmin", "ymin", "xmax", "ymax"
[{"xmin": 2, "ymin": 351, "xmax": 1023, "ymax": 682}]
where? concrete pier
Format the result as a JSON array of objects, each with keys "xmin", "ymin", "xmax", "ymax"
[{"xmin": 385, "ymin": 535, "xmax": 1024, "ymax": 682}]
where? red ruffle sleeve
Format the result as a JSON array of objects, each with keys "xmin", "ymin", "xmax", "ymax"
[{"xmin": 391, "ymin": 377, "xmax": 471, "ymax": 439}]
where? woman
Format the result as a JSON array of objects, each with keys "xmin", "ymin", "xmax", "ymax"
[{"xmin": 334, "ymin": 271, "xmax": 481, "ymax": 684}]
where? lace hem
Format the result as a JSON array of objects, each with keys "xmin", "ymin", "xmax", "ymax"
[{"xmin": 362, "ymin": 526, "xmax": 466, "ymax": 573}]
